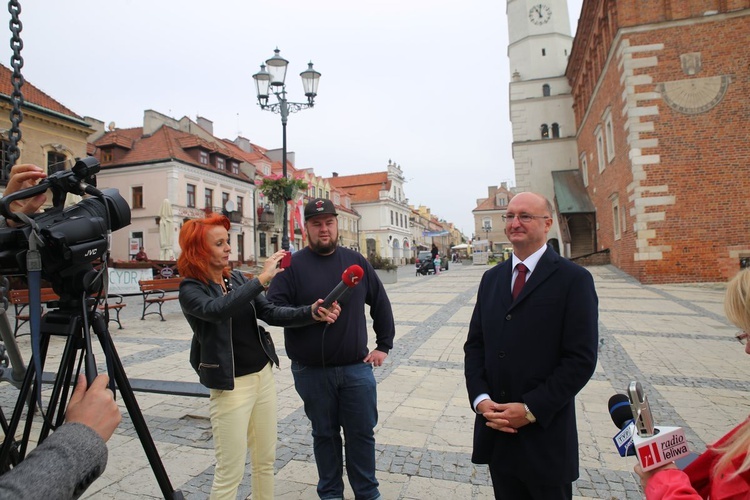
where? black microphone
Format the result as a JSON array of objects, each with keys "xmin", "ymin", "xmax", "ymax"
[
  {"xmin": 320, "ymin": 265, "xmax": 364, "ymax": 309},
  {"xmin": 608, "ymin": 393, "xmax": 636, "ymax": 456}
]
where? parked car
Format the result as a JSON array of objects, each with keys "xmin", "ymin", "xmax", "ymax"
[
  {"xmin": 415, "ymin": 250, "xmax": 448, "ymax": 272},
  {"xmin": 415, "ymin": 251, "xmax": 432, "ymax": 269}
]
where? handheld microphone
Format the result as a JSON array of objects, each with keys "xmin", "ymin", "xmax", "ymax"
[
  {"xmin": 608, "ymin": 394, "xmax": 636, "ymax": 457},
  {"xmin": 627, "ymin": 381, "xmax": 691, "ymax": 472},
  {"xmin": 320, "ymin": 265, "xmax": 364, "ymax": 309}
]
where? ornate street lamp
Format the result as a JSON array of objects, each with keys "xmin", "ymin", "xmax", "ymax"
[{"xmin": 253, "ymin": 48, "xmax": 321, "ymax": 251}]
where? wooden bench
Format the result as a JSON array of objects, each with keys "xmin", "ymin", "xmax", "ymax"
[
  {"xmin": 139, "ymin": 277, "xmax": 184, "ymax": 321},
  {"xmin": 97, "ymin": 294, "xmax": 127, "ymax": 330},
  {"xmin": 9, "ymin": 288, "xmax": 127, "ymax": 335},
  {"xmin": 8, "ymin": 288, "xmax": 60, "ymax": 337}
]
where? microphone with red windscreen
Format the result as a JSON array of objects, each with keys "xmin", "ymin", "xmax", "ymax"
[{"xmin": 320, "ymin": 265, "xmax": 364, "ymax": 309}]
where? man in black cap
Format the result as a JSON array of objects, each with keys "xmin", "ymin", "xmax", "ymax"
[{"xmin": 266, "ymin": 198, "xmax": 395, "ymax": 500}]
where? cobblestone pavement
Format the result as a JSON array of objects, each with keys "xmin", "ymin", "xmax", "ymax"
[{"xmin": 1, "ymin": 263, "xmax": 747, "ymax": 499}]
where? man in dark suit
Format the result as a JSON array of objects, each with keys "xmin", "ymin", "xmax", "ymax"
[{"xmin": 464, "ymin": 192, "xmax": 599, "ymax": 499}]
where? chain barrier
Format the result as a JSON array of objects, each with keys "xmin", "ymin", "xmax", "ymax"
[{"xmin": 4, "ymin": 0, "xmax": 25, "ymax": 182}]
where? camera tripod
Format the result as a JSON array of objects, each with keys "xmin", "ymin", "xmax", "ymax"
[{"xmin": 0, "ymin": 300, "xmax": 183, "ymax": 499}]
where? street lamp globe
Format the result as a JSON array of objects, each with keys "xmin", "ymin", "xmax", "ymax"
[
  {"xmin": 265, "ymin": 48, "xmax": 289, "ymax": 89},
  {"xmin": 252, "ymin": 64, "xmax": 271, "ymax": 107},
  {"xmin": 300, "ymin": 62, "xmax": 321, "ymax": 105}
]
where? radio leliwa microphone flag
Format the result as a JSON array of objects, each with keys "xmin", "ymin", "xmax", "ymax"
[
  {"xmin": 627, "ymin": 381, "xmax": 691, "ymax": 472},
  {"xmin": 320, "ymin": 265, "xmax": 364, "ymax": 309}
]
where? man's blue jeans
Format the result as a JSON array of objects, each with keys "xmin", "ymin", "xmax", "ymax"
[{"xmin": 291, "ymin": 360, "xmax": 380, "ymax": 500}]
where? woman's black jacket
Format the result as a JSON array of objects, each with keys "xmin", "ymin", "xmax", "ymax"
[{"xmin": 179, "ymin": 270, "xmax": 315, "ymax": 390}]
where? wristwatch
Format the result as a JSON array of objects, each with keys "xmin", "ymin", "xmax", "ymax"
[{"xmin": 523, "ymin": 404, "xmax": 537, "ymax": 423}]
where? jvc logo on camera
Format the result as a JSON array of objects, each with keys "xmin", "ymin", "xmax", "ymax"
[{"xmin": 85, "ymin": 248, "xmax": 99, "ymax": 257}]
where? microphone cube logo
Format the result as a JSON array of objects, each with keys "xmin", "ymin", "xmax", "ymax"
[
  {"xmin": 634, "ymin": 427, "xmax": 690, "ymax": 471},
  {"xmin": 637, "ymin": 442, "xmax": 661, "ymax": 468}
]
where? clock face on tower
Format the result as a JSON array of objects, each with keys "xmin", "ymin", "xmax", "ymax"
[{"xmin": 529, "ymin": 4, "xmax": 552, "ymax": 25}]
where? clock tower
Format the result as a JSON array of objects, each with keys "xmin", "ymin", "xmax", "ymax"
[{"xmin": 507, "ymin": 0, "xmax": 578, "ymax": 255}]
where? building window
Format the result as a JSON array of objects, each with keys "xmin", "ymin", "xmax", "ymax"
[
  {"xmin": 0, "ymin": 139, "xmax": 11, "ymax": 182},
  {"xmin": 551, "ymin": 123, "xmax": 560, "ymax": 138},
  {"xmin": 237, "ymin": 233, "xmax": 244, "ymax": 261},
  {"xmin": 200, "ymin": 151, "xmax": 209, "ymax": 165},
  {"xmin": 580, "ymin": 153, "xmax": 588, "ymax": 188},
  {"xmin": 263, "ymin": 164, "xmax": 270, "ymax": 176},
  {"xmin": 204, "ymin": 188, "xmax": 213, "ymax": 210},
  {"xmin": 318, "ymin": 187, "xmax": 323, "ymax": 198},
  {"xmin": 604, "ymin": 109, "xmax": 615, "ymax": 162},
  {"xmin": 230, "ymin": 161, "xmax": 239, "ymax": 174},
  {"xmin": 310, "ymin": 185, "xmax": 316, "ymax": 197},
  {"xmin": 334, "ymin": 193, "xmax": 340, "ymax": 205},
  {"xmin": 237, "ymin": 196, "xmax": 244, "ymax": 217},
  {"xmin": 47, "ymin": 151, "xmax": 67, "ymax": 174},
  {"xmin": 611, "ymin": 195, "xmax": 621, "ymax": 240},
  {"xmin": 102, "ymin": 149, "xmax": 113, "ymax": 162},
  {"xmin": 595, "ymin": 126, "xmax": 605, "ymax": 173},
  {"xmin": 542, "ymin": 84, "xmax": 551, "ymax": 97},
  {"xmin": 187, "ymin": 184, "xmax": 196, "ymax": 208},
  {"xmin": 259, "ymin": 232, "xmax": 267, "ymax": 258},
  {"xmin": 390, "ymin": 210, "xmax": 394, "ymax": 225},
  {"xmin": 217, "ymin": 158, "xmax": 225, "ymax": 171},
  {"xmin": 132, "ymin": 186, "xmax": 143, "ymax": 209},
  {"xmin": 325, "ymin": 190, "xmax": 329, "ymax": 199},
  {"xmin": 222, "ymin": 192, "xmax": 229, "ymax": 210},
  {"xmin": 541, "ymin": 124, "xmax": 549, "ymax": 139}
]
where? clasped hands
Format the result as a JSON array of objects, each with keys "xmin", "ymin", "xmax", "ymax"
[{"xmin": 477, "ymin": 400, "xmax": 531, "ymax": 433}]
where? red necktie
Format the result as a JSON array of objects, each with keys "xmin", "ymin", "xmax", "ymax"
[{"xmin": 512, "ymin": 263, "xmax": 528, "ymax": 301}]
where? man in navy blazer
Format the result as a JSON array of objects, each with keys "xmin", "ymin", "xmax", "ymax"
[{"xmin": 464, "ymin": 192, "xmax": 599, "ymax": 499}]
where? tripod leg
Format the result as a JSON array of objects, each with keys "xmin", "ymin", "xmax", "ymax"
[
  {"xmin": 91, "ymin": 312, "xmax": 183, "ymax": 500},
  {"xmin": 36, "ymin": 317, "xmax": 84, "ymax": 443},
  {"xmin": 0, "ymin": 331, "xmax": 51, "ymax": 470}
]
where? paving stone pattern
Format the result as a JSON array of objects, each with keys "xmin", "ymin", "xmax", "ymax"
[{"xmin": 1, "ymin": 263, "xmax": 747, "ymax": 499}]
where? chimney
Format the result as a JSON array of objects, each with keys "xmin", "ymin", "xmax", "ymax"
[
  {"xmin": 196, "ymin": 116, "xmax": 213, "ymax": 135},
  {"xmin": 501, "ymin": 182, "xmax": 508, "ymax": 190},
  {"xmin": 332, "ymin": 172, "xmax": 339, "ymax": 177}
]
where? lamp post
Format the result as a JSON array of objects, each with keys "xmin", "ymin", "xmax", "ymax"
[
  {"xmin": 483, "ymin": 224, "xmax": 491, "ymax": 253},
  {"xmin": 253, "ymin": 48, "xmax": 321, "ymax": 251}
]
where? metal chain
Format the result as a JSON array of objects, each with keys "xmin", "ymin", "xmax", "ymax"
[{"xmin": 4, "ymin": 0, "xmax": 25, "ymax": 181}]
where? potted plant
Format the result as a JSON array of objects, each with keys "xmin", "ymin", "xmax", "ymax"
[
  {"xmin": 258, "ymin": 175, "xmax": 308, "ymax": 228},
  {"xmin": 368, "ymin": 253, "xmax": 398, "ymax": 284}
]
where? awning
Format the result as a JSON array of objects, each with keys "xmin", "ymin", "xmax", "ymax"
[
  {"xmin": 552, "ymin": 170, "xmax": 595, "ymax": 214},
  {"xmin": 451, "ymin": 243, "xmax": 469, "ymax": 249}
]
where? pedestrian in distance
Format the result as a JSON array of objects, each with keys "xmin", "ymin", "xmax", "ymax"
[
  {"xmin": 266, "ymin": 198, "xmax": 396, "ymax": 500},
  {"xmin": 464, "ymin": 191, "xmax": 599, "ymax": 499},
  {"xmin": 177, "ymin": 213, "xmax": 340, "ymax": 500},
  {"xmin": 134, "ymin": 246, "xmax": 148, "ymax": 261},
  {"xmin": 634, "ymin": 268, "xmax": 750, "ymax": 499}
]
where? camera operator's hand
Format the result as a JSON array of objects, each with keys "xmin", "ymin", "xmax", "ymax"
[
  {"xmin": 4, "ymin": 164, "xmax": 47, "ymax": 226},
  {"xmin": 65, "ymin": 374, "xmax": 122, "ymax": 442}
]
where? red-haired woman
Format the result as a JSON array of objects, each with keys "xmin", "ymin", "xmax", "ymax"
[{"xmin": 177, "ymin": 213, "xmax": 339, "ymax": 500}]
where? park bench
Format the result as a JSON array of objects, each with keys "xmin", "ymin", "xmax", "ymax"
[
  {"xmin": 8, "ymin": 288, "xmax": 60, "ymax": 337},
  {"xmin": 139, "ymin": 277, "xmax": 184, "ymax": 321},
  {"xmin": 9, "ymin": 288, "xmax": 126, "ymax": 335},
  {"xmin": 98, "ymin": 294, "xmax": 127, "ymax": 330}
]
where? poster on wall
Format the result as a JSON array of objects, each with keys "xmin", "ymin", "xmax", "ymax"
[
  {"xmin": 108, "ymin": 267, "xmax": 154, "ymax": 295},
  {"xmin": 129, "ymin": 238, "xmax": 140, "ymax": 259}
]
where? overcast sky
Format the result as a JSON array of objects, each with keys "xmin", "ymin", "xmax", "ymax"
[{"xmin": 7, "ymin": 0, "xmax": 583, "ymax": 237}]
